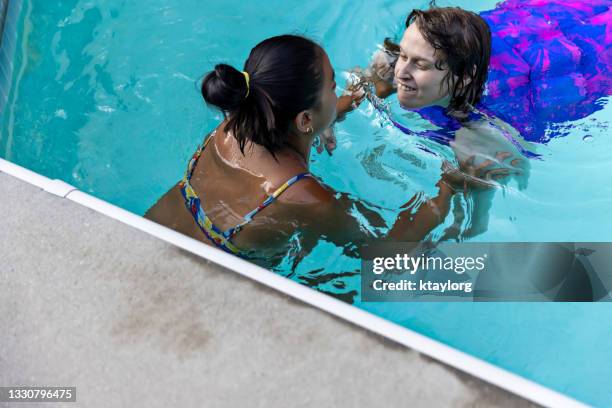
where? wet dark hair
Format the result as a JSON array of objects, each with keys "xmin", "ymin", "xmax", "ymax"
[
  {"xmin": 397, "ymin": 6, "xmax": 491, "ymax": 114},
  {"xmin": 201, "ymin": 35, "xmax": 326, "ymax": 155}
]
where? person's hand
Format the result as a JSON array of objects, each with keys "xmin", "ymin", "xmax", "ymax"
[
  {"xmin": 370, "ymin": 49, "xmax": 396, "ymax": 84},
  {"xmin": 336, "ymin": 85, "xmax": 366, "ymax": 121},
  {"xmin": 441, "ymin": 152, "xmax": 523, "ymax": 192},
  {"xmin": 317, "ymin": 128, "xmax": 337, "ymax": 156}
]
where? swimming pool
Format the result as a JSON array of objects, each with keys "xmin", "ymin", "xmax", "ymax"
[{"xmin": 2, "ymin": 0, "xmax": 611, "ymax": 406}]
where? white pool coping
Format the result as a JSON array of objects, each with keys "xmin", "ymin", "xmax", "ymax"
[{"xmin": 0, "ymin": 156, "xmax": 589, "ymax": 408}]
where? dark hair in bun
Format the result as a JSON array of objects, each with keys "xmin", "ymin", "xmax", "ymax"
[
  {"xmin": 201, "ymin": 64, "xmax": 249, "ymax": 113},
  {"xmin": 201, "ymin": 34, "xmax": 325, "ymax": 155}
]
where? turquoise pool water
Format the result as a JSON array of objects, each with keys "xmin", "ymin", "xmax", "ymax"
[{"xmin": 2, "ymin": 0, "xmax": 611, "ymax": 405}]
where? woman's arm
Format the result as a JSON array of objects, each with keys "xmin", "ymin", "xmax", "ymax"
[
  {"xmin": 388, "ymin": 180, "xmax": 455, "ymax": 241},
  {"xmin": 305, "ymin": 167, "xmax": 463, "ymax": 248},
  {"xmin": 335, "ymin": 39, "xmax": 400, "ymax": 119},
  {"xmin": 307, "ymin": 178, "xmax": 454, "ymax": 251},
  {"xmin": 309, "ymin": 156, "xmax": 510, "ymax": 249}
]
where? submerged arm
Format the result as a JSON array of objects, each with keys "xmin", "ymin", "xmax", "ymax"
[
  {"xmin": 313, "ymin": 156, "xmax": 507, "ymax": 248},
  {"xmin": 312, "ymin": 172, "xmax": 461, "ymax": 248},
  {"xmin": 389, "ymin": 180, "xmax": 455, "ymax": 241}
]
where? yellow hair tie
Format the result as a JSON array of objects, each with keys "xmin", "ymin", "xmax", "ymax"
[{"xmin": 242, "ymin": 71, "xmax": 250, "ymax": 98}]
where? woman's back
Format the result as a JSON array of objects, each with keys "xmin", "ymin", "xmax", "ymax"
[
  {"xmin": 146, "ymin": 123, "xmax": 332, "ymax": 260},
  {"xmin": 193, "ymin": 125, "xmax": 328, "ymax": 253}
]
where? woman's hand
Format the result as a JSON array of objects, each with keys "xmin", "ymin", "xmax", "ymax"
[
  {"xmin": 371, "ymin": 51, "xmax": 395, "ymax": 84},
  {"xmin": 336, "ymin": 85, "xmax": 366, "ymax": 121},
  {"xmin": 317, "ymin": 128, "xmax": 337, "ymax": 156},
  {"xmin": 441, "ymin": 152, "xmax": 523, "ymax": 192}
]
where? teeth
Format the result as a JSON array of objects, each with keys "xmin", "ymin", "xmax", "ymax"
[{"xmin": 400, "ymin": 83, "xmax": 416, "ymax": 92}]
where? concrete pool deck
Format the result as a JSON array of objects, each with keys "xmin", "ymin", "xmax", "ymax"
[{"xmin": 0, "ymin": 171, "xmax": 535, "ymax": 407}]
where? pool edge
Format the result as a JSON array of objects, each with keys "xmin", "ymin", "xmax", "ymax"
[
  {"xmin": 0, "ymin": 156, "xmax": 588, "ymax": 408},
  {"xmin": 0, "ymin": 0, "xmax": 21, "ymax": 118}
]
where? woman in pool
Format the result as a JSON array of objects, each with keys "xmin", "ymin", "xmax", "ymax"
[
  {"xmin": 336, "ymin": 0, "xmax": 611, "ymax": 153},
  {"xmin": 331, "ymin": 5, "xmax": 531, "ymax": 239},
  {"xmin": 144, "ymin": 35, "xmax": 496, "ymax": 265},
  {"xmin": 327, "ymin": 7, "xmax": 494, "ymax": 146}
]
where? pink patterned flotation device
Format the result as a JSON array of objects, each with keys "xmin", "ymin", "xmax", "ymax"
[{"xmin": 479, "ymin": 0, "xmax": 612, "ymax": 141}]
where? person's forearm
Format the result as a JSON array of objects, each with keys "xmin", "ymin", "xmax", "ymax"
[
  {"xmin": 388, "ymin": 180, "xmax": 455, "ymax": 241},
  {"xmin": 374, "ymin": 79, "xmax": 395, "ymax": 98},
  {"xmin": 336, "ymin": 95, "xmax": 355, "ymax": 119}
]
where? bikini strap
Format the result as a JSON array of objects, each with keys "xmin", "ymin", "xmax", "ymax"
[
  {"xmin": 182, "ymin": 130, "xmax": 216, "ymax": 184},
  {"xmin": 222, "ymin": 172, "xmax": 313, "ymax": 239},
  {"xmin": 181, "ymin": 129, "xmax": 313, "ymax": 241}
]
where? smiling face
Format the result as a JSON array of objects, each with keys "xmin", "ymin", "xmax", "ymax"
[{"xmin": 394, "ymin": 23, "xmax": 455, "ymax": 109}]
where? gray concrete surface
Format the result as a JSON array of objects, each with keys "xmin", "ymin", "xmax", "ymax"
[{"xmin": 0, "ymin": 171, "xmax": 536, "ymax": 407}]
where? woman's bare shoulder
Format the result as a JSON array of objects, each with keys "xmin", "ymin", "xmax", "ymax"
[
  {"xmin": 144, "ymin": 182, "xmax": 192, "ymax": 232},
  {"xmin": 276, "ymin": 175, "xmax": 336, "ymax": 206}
]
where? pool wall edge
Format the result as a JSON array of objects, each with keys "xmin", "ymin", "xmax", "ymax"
[
  {"xmin": 0, "ymin": 0, "xmax": 22, "ymax": 123},
  {"xmin": 0, "ymin": 157, "xmax": 588, "ymax": 408}
]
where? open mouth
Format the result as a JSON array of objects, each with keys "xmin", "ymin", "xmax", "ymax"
[{"xmin": 398, "ymin": 81, "xmax": 417, "ymax": 93}]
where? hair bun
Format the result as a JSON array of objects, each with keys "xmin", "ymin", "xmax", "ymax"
[
  {"xmin": 201, "ymin": 64, "xmax": 249, "ymax": 112},
  {"xmin": 199, "ymin": 35, "xmax": 325, "ymax": 156}
]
